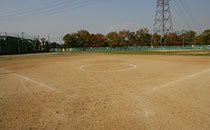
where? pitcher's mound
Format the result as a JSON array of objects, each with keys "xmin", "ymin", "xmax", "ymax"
[{"xmin": 80, "ymin": 63, "xmax": 137, "ymax": 72}]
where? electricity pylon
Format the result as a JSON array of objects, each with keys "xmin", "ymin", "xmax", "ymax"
[{"xmin": 153, "ymin": 0, "xmax": 173, "ymax": 46}]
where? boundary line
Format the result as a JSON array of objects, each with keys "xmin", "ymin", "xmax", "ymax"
[
  {"xmin": 152, "ymin": 68, "xmax": 210, "ymax": 91},
  {"xmin": 14, "ymin": 73, "xmax": 58, "ymax": 92},
  {"xmin": 79, "ymin": 63, "xmax": 137, "ymax": 72}
]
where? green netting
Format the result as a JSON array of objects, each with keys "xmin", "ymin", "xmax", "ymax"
[{"xmin": 50, "ymin": 45, "xmax": 210, "ymax": 52}]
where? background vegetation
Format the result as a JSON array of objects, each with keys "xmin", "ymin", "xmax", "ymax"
[
  {"xmin": 0, "ymin": 28, "xmax": 209, "ymax": 55},
  {"xmin": 63, "ymin": 28, "xmax": 210, "ymax": 48}
]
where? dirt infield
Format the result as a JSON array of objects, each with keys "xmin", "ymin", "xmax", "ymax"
[{"xmin": 0, "ymin": 53, "xmax": 210, "ymax": 130}]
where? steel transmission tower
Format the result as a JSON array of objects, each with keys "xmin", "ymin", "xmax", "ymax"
[{"xmin": 153, "ymin": 0, "xmax": 173, "ymax": 46}]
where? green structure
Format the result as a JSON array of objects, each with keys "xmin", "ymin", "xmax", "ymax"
[{"xmin": 50, "ymin": 45, "xmax": 210, "ymax": 52}]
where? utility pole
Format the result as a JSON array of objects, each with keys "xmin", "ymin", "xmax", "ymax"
[
  {"xmin": 21, "ymin": 32, "xmax": 24, "ymax": 40},
  {"xmin": 61, "ymin": 36, "xmax": 63, "ymax": 52},
  {"xmin": 38, "ymin": 35, "xmax": 41, "ymax": 52},
  {"xmin": 17, "ymin": 35, "xmax": 20, "ymax": 54},
  {"xmin": 183, "ymin": 36, "xmax": 185, "ymax": 47},
  {"xmin": 48, "ymin": 36, "xmax": 50, "ymax": 43},
  {"xmin": 181, "ymin": 30, "xmax": 187, "ymax": 48},
  {"xmin": 5, "ymin": 32, "xmax": 7, "ymax": 53},
  {"xmin": 153, "ymin": 0, "xmax": 173, "ymax": 46},
  {"xmin": 33, "ymin": 36, "xmax": 36, "ymax": 52},
  {"xmin": 21, "ymin": 32, "xmax": 25, "ymax": 53},
  {"xmin": 0, "ymin": 34, "xmax": 1, "ymax": 53}
]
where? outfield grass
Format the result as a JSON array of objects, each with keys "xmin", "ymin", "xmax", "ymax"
[
  {"xmin": 95, "ymin": 50, "xmax": 179, "ymax": 55},
  {"xmin": 0, "ymin": 51, "xmax": 94, "ymax": 61},
  {"xmin": 94, "ymin": 49, "xmax": 210, "ymax": 56},
  {"xmin": 0, "ymin": 49, "xmax": 210, "ymax": 62}
]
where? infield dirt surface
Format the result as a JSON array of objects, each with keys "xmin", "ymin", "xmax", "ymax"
[{"xmin": 0, "ymin": 53, "xmax": 210, "ymax": 130}]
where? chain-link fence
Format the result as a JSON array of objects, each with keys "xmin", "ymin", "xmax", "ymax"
[{"xmin": 50, "ymin": 45, "xmax": 210, "ymax": 52}]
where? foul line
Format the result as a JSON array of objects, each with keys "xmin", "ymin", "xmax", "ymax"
[
  {"xmin": 14, "ymin": 73, "xmax": 58, "ymax": 92},
  {"xmin": 1, "ymin": 68, "xmax": 60, "ymax": 93},
  {"xmin": 152, "ymin": 68, "xmax": 210, "ymax": 91}
]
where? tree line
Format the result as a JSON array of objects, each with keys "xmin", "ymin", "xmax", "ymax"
[
  {"xmin": 63, "ymin": 28, "xmax": 210, "ymax": 48},
  {"xmin": 0, "ymin": 28, "xmax": 209, "ymax": 55}
]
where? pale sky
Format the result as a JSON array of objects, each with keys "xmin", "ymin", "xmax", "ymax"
[{"xmin": 0, "ymin": 0, "xmax": 209, "ymax": 42}]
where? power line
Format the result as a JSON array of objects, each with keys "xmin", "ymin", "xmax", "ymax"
[
  {"xmin": 0, "ymin": 0, "xmax": 84, "ymax": 22},
  {"xmin": 0, "ymin": 0, "xmax": 69, "ymax": 16},
  {"xmin": 176, "ymin": 0, "xmax": 202, "ymax": 31},
  {"xmin": 170, "ymin": 0, "xmax": 193, "ymax": 30},
  {"xmin": 0, "ymin": 0, "xmax": 104, "ymax": 25}
]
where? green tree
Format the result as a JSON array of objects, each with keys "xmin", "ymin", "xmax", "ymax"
[
  {"xmin": 44, "ymin": 41, "xmax": 50, "ymax": 52},
  {"xmin": 77, "ymin": 30, "xmax": 91, "ymax": 47},
  {"xmin": 127, "ymin": 32, "xmax": 137, "ymax": 46},
  {"xmin": 118, "ymin": 30, "xmax": 130, "ymax": 46},
  {"xmin": 180, "ymin": 30, "xmax": 196, "ymax": 45},
  {"xmin": 164, "ymin": 33, "xmax": 182, "ymax": 46},
  {"xmin": 194, "ymin": 29, "xmax": 210, "ymax": 45},
  {"xmin": 136, "ymin": 28, "xmax": 152, "ymax": 46},
  {"xmin": 152, "ymin": 33, "xmax": 161, "ymax": 46},
  {"xmin": 91, "ymin": 33, "xmax": 105, "ymax": 47},
  {"xmin": 49, "ymin": 42, "xmax": 59, "ymax": 49},
  {"xmin": 63, "ymin": 33, "xmax": 79, "ymax": 48},
  {"xmin": 106, "ymin": 32, "xmax": 121, "ymax": 47}
]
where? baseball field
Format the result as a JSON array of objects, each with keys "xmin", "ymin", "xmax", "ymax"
[{"xmin": 0, "ymin": 50, "xmax": 210, "ymax": 130}]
